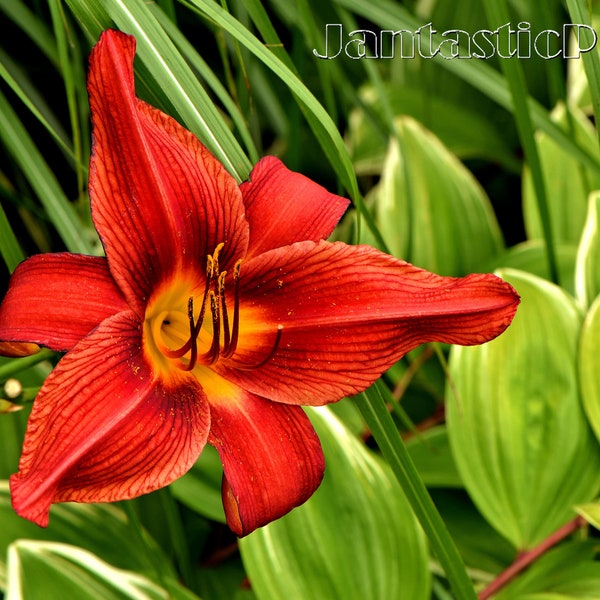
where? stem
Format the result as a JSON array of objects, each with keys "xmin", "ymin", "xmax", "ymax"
[
  {"xmin": 478, "ymin": 516, "xmax": 585, "ymax": 599},
  {"xmin": 0, "ymin": 349, "xmax": 55, "ymax": 381}
]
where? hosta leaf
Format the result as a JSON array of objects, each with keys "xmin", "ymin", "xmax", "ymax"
[
  {"xmin": 0, "ymin": 481, "xmax": 174, "ymax": 590},
  {"xmin": 5, "ymin": 541, "xmax": 196, "ymax": 600},
  {"xmin": 493, "ymin": 240, "xmax": 577, "ymax": 297},
  {"xmin": 523, "ymin": 104, "xmax": 600, "ymax": 245},
  {"xmin": 374, "ymin": 116, "xmax": 503, "ymax": 275},
  {"xmin": 575, "ymin": 191, "xmax": 600, "ymax": 309},
  {"xmin": 574, "ymin": 499, "xmax": 600, "ymax": 529},
  {"xmin": 240, "ymin": 407, "xmax": 429, "ymax": 600},
  {"xmin": 348, "ymin": 85, "xmax": 519, "ymax": 176},
  {"xmin": 579, "ymin": 294, "xmax": 600, "ymax": 444},
  {"xmin": 447, "ymin": 269, "xmax": 600, "ymax": 549},
  {"xmin": 169, "ymin": 444, "xmax": 225, "ymax": 523},
  {"xmin": 495, "ymin": 541, "xmax": 600, "ymax": 600},
  {"xmin": 405, "ymin": 427, "xmax": 462, "ymax": 488}
]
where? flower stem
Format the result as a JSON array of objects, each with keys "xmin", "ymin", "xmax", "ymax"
[{"xmin": 477, "ymin": 516, "xmax": 585, "ymax": 599}]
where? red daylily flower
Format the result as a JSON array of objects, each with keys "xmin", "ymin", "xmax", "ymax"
[{"xmin": 0, "ymin": 30, "xmax": 519, "ymax": 536}]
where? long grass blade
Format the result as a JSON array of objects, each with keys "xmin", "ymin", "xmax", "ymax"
[
  {"xmin": 481, "ymin": 0, "xmax": 558, "ymax": 284},
  {"xmin": 356, "ymin": 381, "xmax": 477, "ymax": 600}
]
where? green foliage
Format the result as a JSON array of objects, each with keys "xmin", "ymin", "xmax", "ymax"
[
  {"xmin": 2, "ymin": 0, "xmax": 600, "ymax": 598},
  {"xmin": 240, "ymin": 407, "xmax": 430, "ymax": 600},
  {"xmin": 448, "ymin": 269, "xmax": 600, "ymax": 549}
]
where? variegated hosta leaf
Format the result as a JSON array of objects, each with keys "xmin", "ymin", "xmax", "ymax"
[
  {"xmin": 579, "ymin": 294, "xmax": 600, "ymax": 445},
  {"xmin": 523, "ymin": 104, "xmax": 600, "ymax": 245},
  {"xmin": 374, "ymin": 116, "xmax": 503, "ymax": 276},
  {"xmin": 575, "ymin": 191, "xmax": 600, "ymax": 309},
  {"xmin": 447, "ymin": 268, "xmax": 600, "ymax": 550},
  {"xmin": 5, "ymin": 541, "xmax": 198, "ymax": 600},
  {"xmin": 240, "ymin": 407, "xmax": 430, "ymax": 600}
]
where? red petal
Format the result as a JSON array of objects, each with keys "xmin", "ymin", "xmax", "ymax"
[
  {"xmin": 10, "ymin": 310, "xmax": 209, "ymax": 527},
  {"xmin": 0, "ymin": 254, "xmax": 127, "ymax": 352},
  {"xmin": 206, "ymin": 381, "xmax": 324, "ymax": 536},
  {"xmin": 88, "ymin": 30, "xmax": 248, "ymax": 312},
  {"xmin": 240, "ymin": 156, "xmax": 350, "ymax": 259},
  {"xmin": 218, "ymin": 241, "xmax": 519, "ymax": 404}
]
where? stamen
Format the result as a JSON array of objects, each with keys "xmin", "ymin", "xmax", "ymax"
[
  {"xmin": 197, "ymin": 291, "xmax": 221, "ymax": 365},
  {"xmin": 223, "ymin": 260, "xmax": 242, "ymax": 358},
  {"xmin": 229, "ymin": 325, "xmax": 283, "ymax": 371},
  {"xmin": 219, "ymin": 271, "xmax": 231, "ymax": 352},
  {"xmin": 177, "ymin": 297, "xmax": 197, "ymax": 371},
  {"xmin": 154, "ymin": 247, "xmax": 279, "ymax": 373}
]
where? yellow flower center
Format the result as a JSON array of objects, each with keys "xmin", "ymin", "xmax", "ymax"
[{"xmin": 143, "ymin": 244, "xmax": 281, "ymax": 379}]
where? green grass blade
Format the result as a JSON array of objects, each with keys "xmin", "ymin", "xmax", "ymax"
[
  {"xmin": 355, "ymin": 381, "xmax": 477, "ymax": 600},
  {"xmin": 49, "ymin": 0, "xmax": 87, "ymax": 195},
  {"xmin": 148, "ymin": 4, "xmax": 259, "ymax": 164},
  {"xmin": 104, "ymin": 0, "xmax": 253, "ymax": 181},
  {"xmin": 333, "ymin": 0, "xmax": 600, "ymax": 174},
  {"xmin": 66, "ymin": 0, "xmax": 253, "ymax": 181},
  {"xmin": 565, "ymin": 0, "xmax": 600, "ymax": 148},
  {"xmin": 0, "ymin": 0, "xmax": 59, "ymax": 66},
  {"xmin": 182, "ymin": 0, "xmax": 360, "ymax": 201},
  {"xmin": 0, "ymin": 50, "xmax": 76, "ymax": 162},
  {"xmin": 240, "ymin": 0, "xmax": 386, "ymax": 248},
  {"xmin": 481, "ymin": 0, "xmax": 558, "ymax": 284},
  {"xmin": 0, "ymin": 90, "xmax": 92, "ymax": 254},
  {"xmin": 0, "ymin": 201, "xmax": 25, "ymax": 272}
]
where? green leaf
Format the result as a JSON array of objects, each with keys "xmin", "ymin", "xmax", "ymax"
[
  {"xmin": 181, "ymin": 0, "xmax": 360, "ymax": 202},
  {"xmin": 574, "ymin": 499, "xmax": 600, "ymax": 530},
  {"xmin": 333, "ymin": 0, "xmax": 600, "ymax": 175},
  {"xmin": 431, "ymin": 490, "xmax": 515, "ymax": 576},
  {"xmin": 523, "ymin": 104, "xmax": 600, "ymax": 245},
  {"xmin": 348, "ymin": 85, "xmax": 520, "ymax": 176},
  {"xmin": 0, "ymin": 200, "xmax": 25, "ymax": 272},
  {"xmin": 65, "ymin": 0, "xmax": 252, "ymax": 182},
  {"xmin": 579, "ymin": 294, "xmax": 600, "ymax": 445},
  {"xmin": 495, "ymin": 541, "xmax": 600, "ymax": 600},
  {"xmin": 0, "ymin": 481, "xmax": 175, "ymax": 590},
  {"xmin": 169, "ymin": 444, "xmax": 225, "ymax": 523},
  {"xmin": 493, "ymin": 241, "xmax": 577, "ymax": 298},
  {"xmin": 5, "ymin": 541, "xmax": 197, "ymax": 600},
  {"xmin": 374, "ymin": 117, "xmax": 504, "ymax": 275},
  {"xmin": 575, "ymin": 191, "xmax": 600, "ymax": 309},
  {"xmin": 565, "ymin": 0, "xmax": 600, "ymax": 147},
  {"xmin": 447, "ymin": 269, "xmax": 600, "ymax": 549},
  {"xmin": 0, "ymin": 89, "xmax": 93, "ymax": 255},
  {"xmin": 356, "ymin": 381, "xmax": 477, "ymax": 599},
  {"xmin": 239, "ymin": 407, "xmax": 430, "ymax": 600},
  {"xmin": 405, "ymin": 427, "xmax": 462, "ymax": 488}
]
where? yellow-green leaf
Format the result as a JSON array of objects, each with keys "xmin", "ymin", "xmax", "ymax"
[
  {"xmin": 447, "ymin": 269, "xmax": 600, "ymax": 550},
  {"xmin": 575, "ymin": 191, "xmax": 600, "ymax": 309},
  {"xmin": 374, "ymin": 116, "xmax": 504, "ymax": 275},
  {"xmin": 523, "ymin": 104, "xmax": 600, "ymax": 245},
  {"xmin": 240, "ymin": 407, "xmax": 430, "ymax": 600}
]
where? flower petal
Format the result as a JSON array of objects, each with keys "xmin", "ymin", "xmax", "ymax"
[
  {"xmin": 88, "ymin": 30, "xmax": 248, "ymax": 312},
  {"xmin": 218, "ymin": 241, "xmax": 519, "ymax": 404},
  {"xmin": 205, "ymin": 377, "xmax": 324, "ymax": 536},
  {"xmin": 10, "ymin": 310, "xmax": 210, "ymax": 527},
  {"xmin": 240, "ymin": 156, "xmax": 350, "ymax": 258},
  {"xmin": 0, "ymin": 254, "xmax": 127, "ymax": 352}
]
